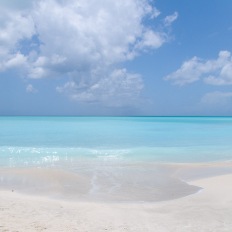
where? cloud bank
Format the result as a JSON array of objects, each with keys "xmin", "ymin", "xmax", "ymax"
[
  {"xmin": 0, "ymin": 0, "xmax": 175, "ymax": 107},
  {"xmin": 201, "ymin": 91, "xmax": 232, "ymax": 105}
]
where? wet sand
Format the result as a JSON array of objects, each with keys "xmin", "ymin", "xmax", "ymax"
[
  {"xmin": 0, "ymin": 162, "xmax": 232, "ymax": 231},
  {"xmin": 0, "ymin": 163, "xmax": 202, "ymax": 202}
]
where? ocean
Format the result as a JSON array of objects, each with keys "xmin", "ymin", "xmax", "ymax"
[{"xmin": 0, "ymin": 116, "xmax": 232, "ymax": 201}]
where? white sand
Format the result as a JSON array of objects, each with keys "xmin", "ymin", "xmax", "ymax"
[{"xmin": 1, "ymin": 173, "xmax": 232, "ymax": 232}]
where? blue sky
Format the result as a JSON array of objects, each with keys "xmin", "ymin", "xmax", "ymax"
[{"xmin": 1, "ymin": 0, "xmax": 232, "ymax": 116}]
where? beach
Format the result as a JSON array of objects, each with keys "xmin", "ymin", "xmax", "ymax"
[
  {"xmin": 1, "ymin": 162, "xmax": 232, "ymax": 232},
  {"xmin": 1, "ymin": 117, "xmax": 232, "ymax": 231},
  {"xmin": 1, "ymin": 0, "xmax": 232, "ymax": 228}
]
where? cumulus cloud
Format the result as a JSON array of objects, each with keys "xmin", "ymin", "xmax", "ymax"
[
  {"xmin": 136, "ymin": 30, "xmax": 166, "ymax": 51},
  {"xmin": 0, "ymin": 53, "xmax": 28, "ymax": 71},
  {"xmin": 0, "ymin": 0, "xmax": 175, "ymax": 107},
  {"xmin": 164, "ymin": 50, "xmax": 232, "ymax": 86},
  {"xmin": 0, "ymin": 6, "xmax": 35, "ymax": 55}
]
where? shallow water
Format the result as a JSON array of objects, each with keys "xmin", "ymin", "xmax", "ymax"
[
  {"xmin": 1, "ymin": 116, "xmax": 232, "ymax": 167},
  {"xmin": 1, "ymin": 116, "xmax": 232, "ymax": 202},
  {"xmin": 0, "ymin": 164, "xmax": 201, "ymax": 202}
]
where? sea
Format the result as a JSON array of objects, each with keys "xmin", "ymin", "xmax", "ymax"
[{"xmin": 0, "ymin": 116, "xmax": 232, "ymax": 201}]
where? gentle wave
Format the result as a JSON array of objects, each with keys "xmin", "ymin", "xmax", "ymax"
[
  {"xmin": 1, "ymin": 145, "xmax": 232, "ymax": 168},
  {"xmin": 0, "ymin": 146, "xmax": 131, "ymax": 168}
]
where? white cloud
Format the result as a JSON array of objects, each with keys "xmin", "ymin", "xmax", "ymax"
[
  {"xmin": 164, "ymin": 56, "xmax": 202, "ymax": 85},
  {"xmin": 165, "ymin": 50, "xmax": 232, "ymax": 86},
  {"xmin": 150, "ymin": 7, "xmax": 161, "ymax": 19},
  {"xmin": 30, "ymin": 0, "xmax": 166, "ymax": 73},
  {"xmin": 136, "ymin": 30, "xmax": 166, "ymax": 50},
  {"xmin": 57, "ymin": 68, "xmax": 143, "ymax": 107},
  {"xmin": 164, "ymin": 12, "xmax": 178, "ymax": 26},
  {"xmin": 5, "ymin": 53, "xmax": 27, "ymax": 69},
  {"xmin": 0, "ymin": 6, "xmax": 35, "ymax": 56},
  {"xmin": 26, "ymin": 84, "xmax": 38, "ymax": 93},
  {"xmin": 0, "ymin": 53, "xmax": 28, "ymax": 72},
  {"xmin": 0, "ymin": 0, "xmax": 174, "ymax": 107}
]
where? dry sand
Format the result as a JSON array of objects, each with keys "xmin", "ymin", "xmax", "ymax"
[{"xmin": 0, "ymin": 172, "xmax": 232, "ymax": 231}]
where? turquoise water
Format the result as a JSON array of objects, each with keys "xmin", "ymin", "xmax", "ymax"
[
  {"xmin": 1, "ymin": 116, "xmax": 232, "ymax": 202},
  {"xmin": 1, "ymin": 116, "xmax": 232, "ymax": 167}
]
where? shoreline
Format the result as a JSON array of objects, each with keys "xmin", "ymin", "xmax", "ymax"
[{"xmin": 1, "ymin": 171, "xmax": 232, "ymax": 231}]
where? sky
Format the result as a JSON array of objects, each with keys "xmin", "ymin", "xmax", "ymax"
[{"xmin": 1, "ymin": 0, "xmax": 232, "ymax": 116}]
